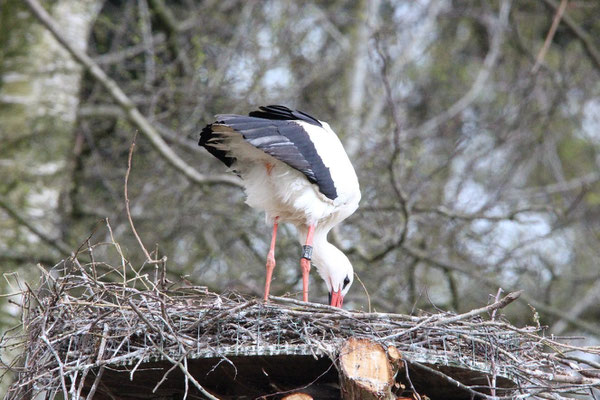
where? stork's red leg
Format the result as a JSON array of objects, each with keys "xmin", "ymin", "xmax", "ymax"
[
  {"xmin": 264, "ymin": 217, "xmax": 279, "ymax": 302},
  {"xmin": 300, "ymin": 225, "xmax": 315, "ymax": 302}
]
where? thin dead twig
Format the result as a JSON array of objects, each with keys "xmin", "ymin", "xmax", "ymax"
[
  {"xmin": 84, "ymin": 323, "xmax": 109, "ymax": 400},
  {"xmin": 532, "ymin": 0, "xmax": 569, "ymax": 73},
  {"xmin": 436, "ymin": 290, "xmax": 522, "ymax": 325},
  {"xmin": 147, "ymin": 336, "xmax": 221, "ymax": 400},
  {"xmin": 124, "ymin": 134, "xmax": 152, "ymax": 262},
  {"xmin": 540, "ymin": 0, "xmax": 600, "ymax": 71}
]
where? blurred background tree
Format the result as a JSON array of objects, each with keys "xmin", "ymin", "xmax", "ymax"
[{"xmin": 2, "ymin": 1, "xmax": 600, "ymax": 390}]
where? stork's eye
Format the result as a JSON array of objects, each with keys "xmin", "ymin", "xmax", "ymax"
[{"xmin": 343, "ymin": 276, "xmax": 350, "ymax": 288}]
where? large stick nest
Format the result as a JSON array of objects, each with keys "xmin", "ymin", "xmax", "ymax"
[{"xmin": 1, "ymin": 238, "xmax": 600, "ymax": 400}]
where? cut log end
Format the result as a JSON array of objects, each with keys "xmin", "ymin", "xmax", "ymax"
[
  {"xmin": 339, "ymin": 337, "xmax": 395, "ymax": 400},
  {"xmin": 281, "ymin": 393, "xmax": 314, "ymax": 400},
  {"xmin": 387, "ymin": 345, "xmax": 402, "ymax": 364}
]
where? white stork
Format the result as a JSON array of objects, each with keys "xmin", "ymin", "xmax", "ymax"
[{"xmin": 199, "ymin": 105, "xmax": 360, "ymax": 308}]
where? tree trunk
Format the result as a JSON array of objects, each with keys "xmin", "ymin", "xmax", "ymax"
[{"xmin": 0, "ymin": 0, "xmax": 103, "ymax": 253}]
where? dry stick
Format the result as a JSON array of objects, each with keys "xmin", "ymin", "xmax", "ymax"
[
  {"xmin": 22, "ymin": 0, "xmax": 242, "ymax": 189},
  {"xmin": 105, "ymin": 219, "xmax": 129, "ymax": 291},
  {"xmin": 147, "ymin": 336, "xmax": 221, "ymax": 400},
  {"xmin": 490, "ymin": 287, "xmax": 504, "ymax": 322},
  {"xmin": 126, "ymin": 299, "xmax": 160, "ymax": 333},
  {"xmin": 85, "ymin": 323, "xmax": 109, "ymax": 400},
  {"xmin": 405, "ymin": 358, "xmax": 516, "ymax": 400},
  {"xmin": 270, "ymin": 294, "xmax": 420, "ymax": 321},
  {"xmin": 182, "ymin": 356, "xmax": 190, "ymax": 400},
  {"xmin": 187, "ymin": 299, "xmax": 256, "ymax": 331},
  {"xmin": 540, "ymin": 0, "xmax": 600, "ymax": 71},
  {"xmin": 124, "ymin": 134, "xmax": 152, "ymax": 262},
  {"xmin": 40, "ymin": 333, "xmax": 69, "ymax": 399},
  {"xmin": 0, "ymin": 291, "xmax": 25, "ymax": 298},
  {"xmin": 532, "ymin": 0, "xmax": 568, "ymax": 73},
  {"xmin": 261, "ymin": 358, "xmax": 337, "ymax": 399},
  {"xmin": 403, "ymin": 359, "xmax": 422, "ymax": 400},
  {"xmin": 353, "ymin": 271, "xmax": 372, "ymax": 313},
  {"xmin": 380, "ymin": 291, "xmax": 522, "ymax": 341},
  {"xmin": 269, "ymin": 295, "xmax": 353, "ymax": 315},
  {"xmin": 486, "ymin": 288, "xmax": 504, "ymax": 397},
  {"xmin": 153, "ymin": 353, "xmax": 189, "ymax": 393},
  {"xmin": 435, "ymin": 290, "xmax": 522, "ymax": 325}
]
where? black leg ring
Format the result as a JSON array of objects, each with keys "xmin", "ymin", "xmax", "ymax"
[{"xmin": 301, "ymin": 245, "xmax": 313, "ymax": 260}]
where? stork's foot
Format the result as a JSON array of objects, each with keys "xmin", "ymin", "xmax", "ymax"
[
  {"xmin": 264, "ymin": 251, "xmax": 276, "ymax": 302},
  {"xmin": 300, "ymin": 257, "xmax": 311, "ymax": 302}
]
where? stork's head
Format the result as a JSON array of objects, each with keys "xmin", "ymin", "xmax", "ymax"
[
  {"xmin": 314, "ymin": 244, "xmax": 354, "ymax": 308},
  {"xmin": 327, "ymin": 260, "xmax": 353, "ymax": 308}
]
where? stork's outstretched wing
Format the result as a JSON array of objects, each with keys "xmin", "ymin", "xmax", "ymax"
[{"xmin": 199, "ymin": 105, "xmax": 337, "ymax": 200}]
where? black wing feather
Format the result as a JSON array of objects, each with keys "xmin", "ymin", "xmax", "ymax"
[
  {"xmin": 249, "ymin": 105, "xmax": 322, "ymax": 127},
  {"xmin": 199, "ymin": 124, "xmax": 235, "ymax": 167},
  {"xmin": 199, "ymin": 105, "xmax": 337, "ymax": 200}
]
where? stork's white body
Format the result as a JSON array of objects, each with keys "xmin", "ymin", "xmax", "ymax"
[
  {"xmin": 200, "ymin": 105, "xmax": 361, "ymax": 306},
  {"xmin": 214, "ymin": 120, "xmax": 360, "ymax": 226}
]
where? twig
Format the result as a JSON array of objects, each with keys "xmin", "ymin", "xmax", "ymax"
[
  {"xmin": 490, "ymin": 288, "xmax": 504, "ymax": 321},
  {"xmin": 436, "ymin": 290, "xmax": 522, "ymax": 325},
  {"xmin": 126, "ymin": 298, "xmax": 160, "ymax": 333},
  {"xmin": 147, "ymin": 337, "xmax": 221, "ymax": 400},
  {"xmin": 406, "ymin": 358, "xmax": 515, "ymax": 400},
  {"xmin": 94, "ymin": 33, "xmax": 166, "ymax": 65},
  {"xmin": 152, "ymin": 352, "xmax": 187, "ymax": 393},
  {"xmin": 540, "ymin": 0, "xmax": 600, "ymax": 71},
  {"xmin": 187, "ymin": 299, "xmax": 256, "ymax": 332},
  {"xmin": 41, "ymin": 333, "xmax": 69, "ymax": 398},
  {"xmin": 124, "ymin": 133, "xmax": 152, "ymax": 262},
  {"xmin": 353, "ymin": 272, "xmax": 371, "ymax": 313},
  {"xmin": 403, "ymin": 359, "xmax": 422, "ymax": 400},
  {"xmin": 532, "ymin": 0, "xmax": 568, "ymax": 73},
  {"xmin": 85, "ymin": 324, "xmax": 109, "ymax": 400}
]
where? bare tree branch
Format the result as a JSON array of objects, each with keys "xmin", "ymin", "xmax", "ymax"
[
  {"xmin": 532, "ymin": 0, "xmax": 568, "ymax": 73},
  {"xmin": 0, "ymin": 197, "xmax": 71, "ymax": 255},
  {"xmin": 541, "ymin": 0, "xmax": 600, "ymax": 71},
  {"xmin": 551, "ymin": 281, "xmax": 600, "ymax": 334},
  {"xmin": 404, "ymin": 0, "xmax": 512, "ymax": 139},
  {"xmin": 93, "ymin": 33, "xmax": 166, "ymax": 65},
  {"xmin": 137, "ymin": 0, "xmax": 156, "ymax": 88},
  {"xmin": 22, "ymin": 0, "xmax": 242, "ymax": 189},
  {"xmin": 400, "ymin": 244, "xmax": 600, "ymax": 335}
]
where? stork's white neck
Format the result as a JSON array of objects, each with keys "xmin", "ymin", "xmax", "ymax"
[{"xmin": 313, "ymin": 239, "xmax": 342, "ymax": 274}]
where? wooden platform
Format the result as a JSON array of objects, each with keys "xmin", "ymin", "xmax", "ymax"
[{"xmin": 81, "ymin": 342, "xmax": 515, "ymax": 399}]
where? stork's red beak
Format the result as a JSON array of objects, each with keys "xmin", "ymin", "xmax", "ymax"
[{"xmin": 329, "ymin": 289, "xmax": 344, "ymax": 308}]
